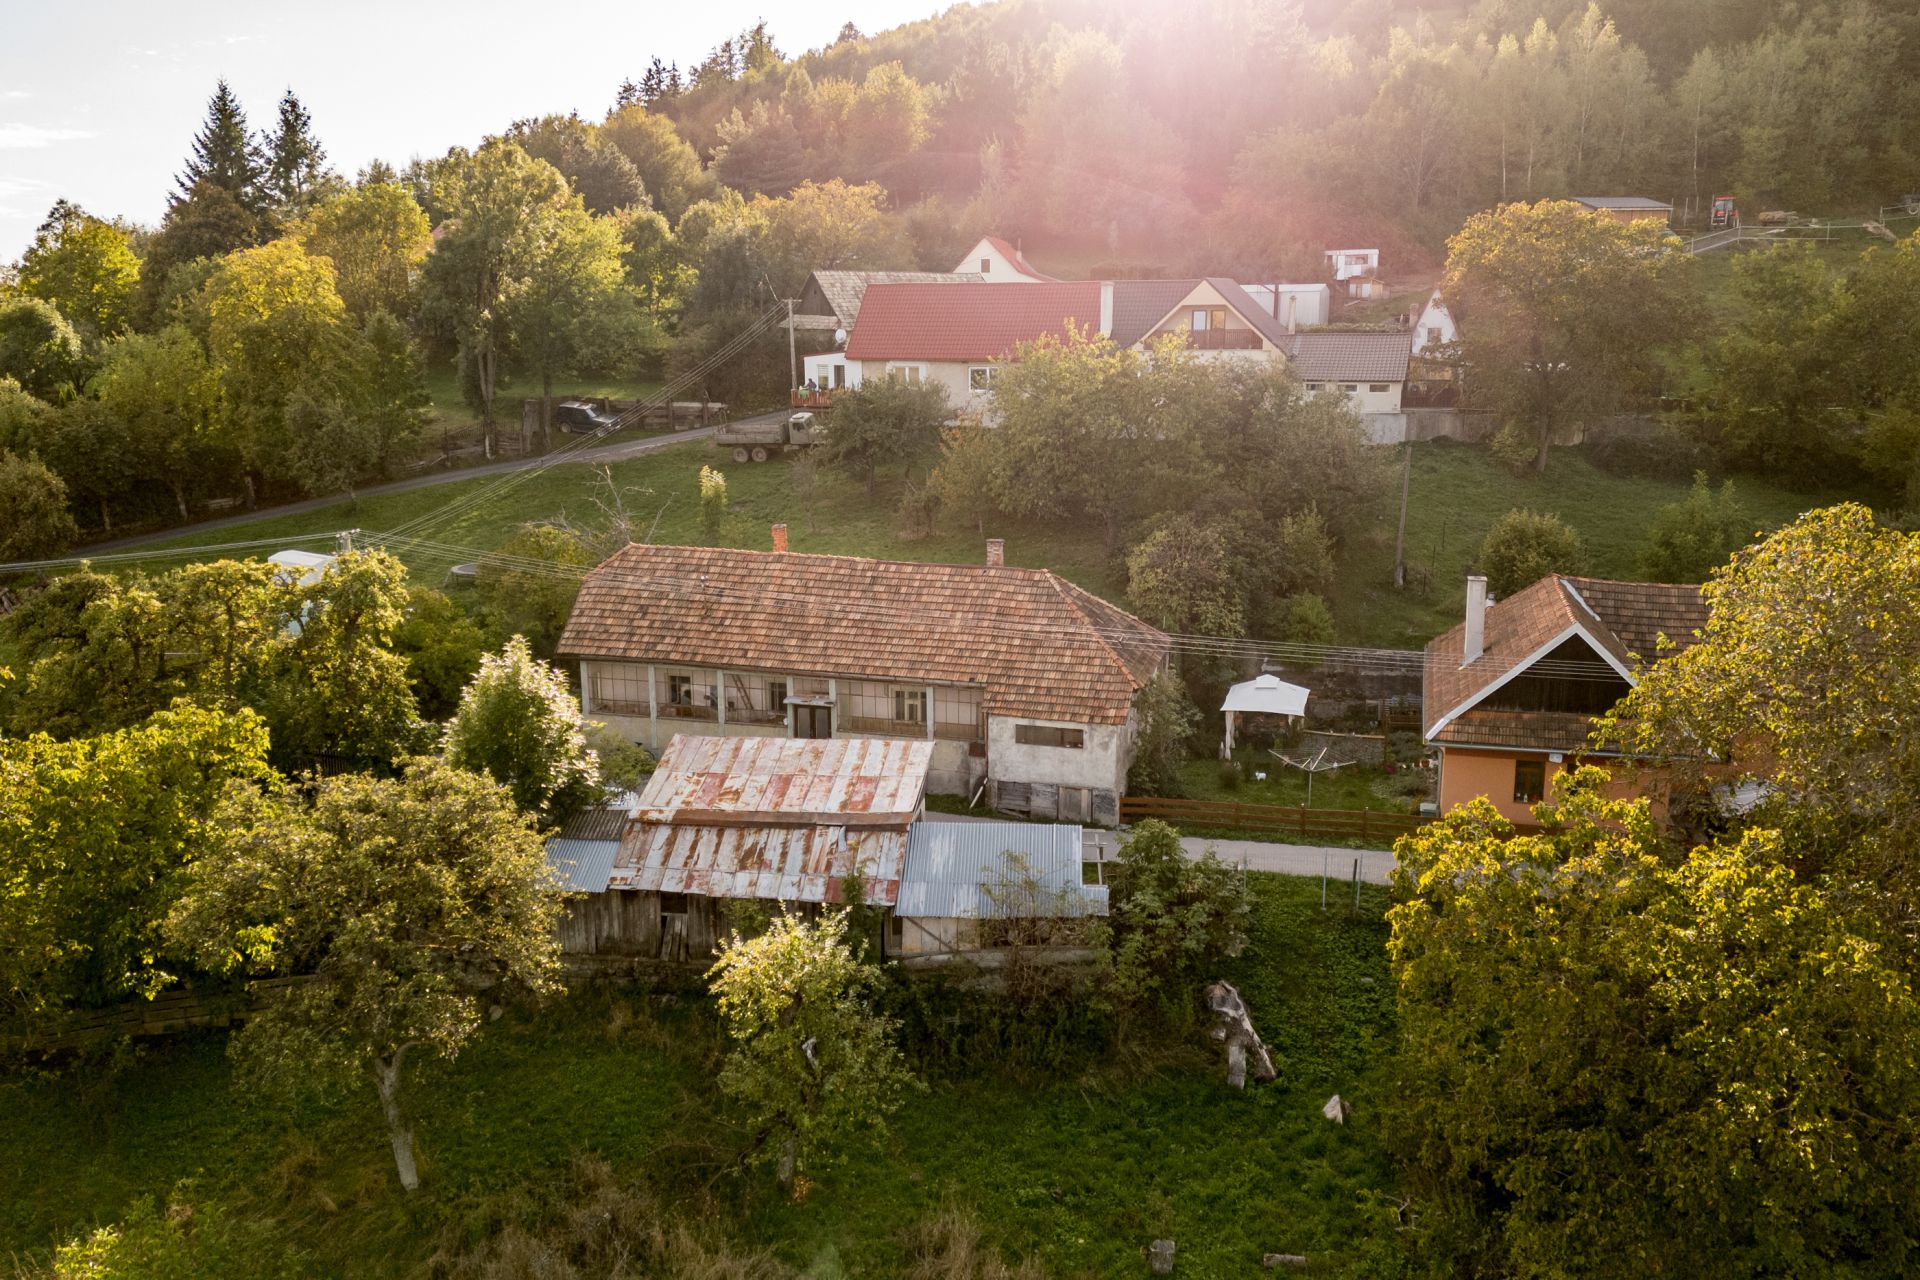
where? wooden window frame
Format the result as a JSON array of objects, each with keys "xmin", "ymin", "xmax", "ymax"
[
  {"xmin": 1014, "ymin": 723, "xmax": 1086, "ymax": 749},
  {"xmin": 1513, "ymin": 759, "xmax": 1546, "ymax": 805}
]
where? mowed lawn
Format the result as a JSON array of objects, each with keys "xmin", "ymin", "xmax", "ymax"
[
  {"xmin": 0, "ymin": 873, "xmax": 1404, "ymax": 1279},
  {"xmin": 122, "ymin": 437, "xmax": 1855, "ymax": 650}
]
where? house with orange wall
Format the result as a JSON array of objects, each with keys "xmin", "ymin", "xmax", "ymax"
[{"xmin": 1422, "ymin": 573, "xmax": 1708, "ymax": 826}]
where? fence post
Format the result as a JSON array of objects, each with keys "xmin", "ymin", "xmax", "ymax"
[
  {"xmin": 1352, "ymin": 858, "xmax": 1362, "ymax": 913},
  {"xmin": 1362, "ymin": 809, "xmax": 1371, "ymax": 839}
]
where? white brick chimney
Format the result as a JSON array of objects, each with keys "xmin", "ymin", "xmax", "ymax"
[
  {"xmin": 1098, "ymin": 281, "xmax": 1114, "ymax": 338},
  {"xmin": 986, "ymin": 538, "xmax": 1005, "ymax": 567},
  {"xmin": 1462, "ymin": 575, "xmax": 1488, "ymax": 665}
]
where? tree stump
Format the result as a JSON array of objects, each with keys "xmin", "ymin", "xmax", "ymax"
[{"xmin": 1205, "ymin": 981, "xmax": 1276, "ymax": 1088}]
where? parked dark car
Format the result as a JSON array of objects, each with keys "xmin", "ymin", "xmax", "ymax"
[{"xmin": 554, "ymin": 400, "xmax": 619, "ymax": 434}]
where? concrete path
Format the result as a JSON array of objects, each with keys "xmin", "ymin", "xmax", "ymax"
[
  {"xmin": 79, "ymin": 411, "xmax": 788, "ymax": 555},
  {"xmin": 921, "ymin": 811, "xmax": 1397, "ymax": 885}
]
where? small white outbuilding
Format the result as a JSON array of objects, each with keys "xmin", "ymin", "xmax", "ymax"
[{"xmin": 1220, "ymin": 673, "xmax": 1310, "ymax": 759}]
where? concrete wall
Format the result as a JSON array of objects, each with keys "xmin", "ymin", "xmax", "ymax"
[
  {"xmin": 1307, "ymin": 381, "xmax": 1404, "ymax": 416},
  {"xmin": 986, "ymin": 714, "xmax": 1130, "ymax": 799}
]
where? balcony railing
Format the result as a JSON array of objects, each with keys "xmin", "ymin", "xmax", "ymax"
[
  {"xmin": 791, "ymin": 388, "xmax": 839, "ymax": 408},
  {"xmin": 1187, "ymin": 329, "xmax": 1264, "ymax": 351}
]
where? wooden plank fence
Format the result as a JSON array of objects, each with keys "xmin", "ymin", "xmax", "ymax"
[
  {"xmin": 1119, "ymin": 796, "xmax": 1426, "ymax": 843},
  {"xmin": 2, "ymin": 976, "xmax": 311, "ymax": 1056}
]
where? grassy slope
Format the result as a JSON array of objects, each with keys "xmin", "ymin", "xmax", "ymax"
[
  {"xmin": 129, "ymin": 436, "xmax": 1850, "ymax": 650},
  {"xmin": 1328, "ymin": 440, "xmax": 1853, "ymax": 647},
  {"xmin": 0, "ymin": 874, "xmax": 1401, "ymax": 1278}
]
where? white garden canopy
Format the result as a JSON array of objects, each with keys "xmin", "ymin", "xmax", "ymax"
[{"xmin": 1220, "ymin": 674, "xmax": 1310, "ymax": 758}]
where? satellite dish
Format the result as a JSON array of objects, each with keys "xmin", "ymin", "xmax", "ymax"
[{"xmin": 833, "ymin": 327, "xmax": 848, "ymax": 348}]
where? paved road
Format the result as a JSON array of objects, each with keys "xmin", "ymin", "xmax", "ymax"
[
  {"xmin": 923, "ymin": 812, "xmax": 1397, "ymax": 885},
  {"xmin": 81, "ymin": 411, "xmax": 788, "ymax": 554}
]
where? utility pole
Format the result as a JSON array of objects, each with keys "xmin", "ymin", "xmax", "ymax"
[
  {"xmin": 786, "ymin": 297, "xmax": 797, "ymax": 393},
  {"xmin": 1392, "ymin": 440, "xmax": 1412, "ymax": 589}
]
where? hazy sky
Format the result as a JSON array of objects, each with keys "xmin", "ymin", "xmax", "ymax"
[{"xmin": 0, "ymin": 0, "xmax": 943, "ymax": 258}]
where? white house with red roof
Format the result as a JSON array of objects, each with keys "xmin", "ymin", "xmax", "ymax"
[{"xmin": 954, "ymin": 235, "xmax": 1057, "ymax": 282}]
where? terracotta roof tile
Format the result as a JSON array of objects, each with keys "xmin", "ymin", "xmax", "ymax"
[
  {"xmin": 1424, "ymin": 574, "xmax": 1707, "ymax": 744},
  {"xmin": 845, "ymin": 282, "xmax": 1102, "ymax": 362},
  {"xmin": 800, "ymin": 269, "xmax": 984, "ymax": 330},
  {"xmin": 557, "ymin": 543, "xmax": 1168, "ymax": 725}
]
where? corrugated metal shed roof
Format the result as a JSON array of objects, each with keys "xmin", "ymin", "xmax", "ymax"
[
  {"xmin": 897, "ymin": 821, "xmax": 1108, "ymax": 919},
  {"xmin": 546, "ymin": 836, "xmax": 620, "ymax": 893},
  {"xmin": 1572, "ymin": 196, "xmax": 1673, "ymax": 211},
  {"xmin": 611, "ymin": 821, "xmax": 905, "ymax": 906},
  {"xmin": 636, "ymin": 736, "xmax": 933, "ymax": 826}
]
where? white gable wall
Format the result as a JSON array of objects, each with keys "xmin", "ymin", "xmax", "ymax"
[{"xmin": 954, "ymin": 236, "xmax": 1048, "ymax": 283}]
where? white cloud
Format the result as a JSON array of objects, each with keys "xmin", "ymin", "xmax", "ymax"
[{"xmin": 0, "ymin": 123, "xmax": 94, "ymax": 149}]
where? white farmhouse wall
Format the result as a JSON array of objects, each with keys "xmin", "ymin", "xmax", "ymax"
[
  {"xmin": 955, "ymin": 236, "xmax": 1048, "ymax": 282},
  {"xmin": 1302, "ymin": 380, "xmax": 1404, "ymax": 414},
  {"xmin": 986, "ymin": 716, "xmax": 1129, "ymax": 798},
  {"xmin": 1409, "ymin": 293, "xmax": 1457, "ymax": 355}
]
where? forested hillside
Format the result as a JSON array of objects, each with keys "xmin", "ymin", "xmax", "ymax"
[{"xmin": 635, "ymin": 0, "xmax": 1920, "ymax": 272}]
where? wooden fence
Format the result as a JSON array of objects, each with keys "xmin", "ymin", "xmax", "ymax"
[
  {"xmin": 1119, "ymin": 796, "xmax": 1426, "ymax": 843},
  {"xmin": 2, "ymin": 976, "xmax": 310, "ymax": 1056}
]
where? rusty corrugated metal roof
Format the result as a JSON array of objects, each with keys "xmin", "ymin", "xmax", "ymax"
[
  {"xmin": 610, "ymin": 821, "xmax": 905, "ymax": 906},
  {"xmin": 634, "ymin": 736, "xmax": 933, "ymax": 827}
]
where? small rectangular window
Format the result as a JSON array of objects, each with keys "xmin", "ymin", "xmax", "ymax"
[
  {"xmin": 1513, "ymin": 759, "xmax": 1546, "ymax": 805},
  {"xmin": 767, "ymin": 680, "xmax": 787, "ymax": 710},
  {"xmin": 668, "ymin": 674, "xmax": 692, "ymax": 705},
  {"xmin": 968, "ymin": 366, "xmax": 996, "ymax": 392},
  {"xmin": 894, "ymin": 689, "xmax": 926, "ymax": 724},
  {"xmin": 1342, "ymin": 383, "xmax": 1358, "ymax": 392},
  {"xmin": 832, "ymin": 363, "xmax": 846, "ymax": 388},
  {"xmin": 1015, "ymin": 723, "xmax": 1085, "ymax": 749},
  {"xmin": 1427, "ymin": 327, "xmax": 1442, "ymax": 345},
  {"xmin": 1370, "ymin": 383, "xmax": 1390, "ymax": 393},
  {"xmin": 889, "ymin": 365, "xmax": 923, "ymax": 385},
  {"xmin": 1305, "ymin": 383, "xmax": 1323, "ymax": 392},
  {"xmin": 980, "ymin": 257, "xmax": 992, "ymax": 273},
  {"xmin": 660, "ymin": 892, "xmax": 688, "ymax": 915}
]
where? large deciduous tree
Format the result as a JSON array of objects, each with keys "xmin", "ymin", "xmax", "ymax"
[
  {"xmin": 0, "ymin": 704, "xmax": 271, "ymax": 1026},
  {"xmin": 16, "ymin": 201, "xmax": 142, "ymax": 342},
  {"xmin": 818, "ymin": 374, "xmax": 949, "ymax": 494},
  {"xmin": 441, "ymin": 634, "xmax": 599, "ymax": 826},
  {"xmin": 1389, "ymin": 774, "xmax": 1920, "ymax": 1277},
  {"xmin": 0, "ymin": 450, "xmax": 78, "ymax": 562},
  {"xmin": 197, "ymin": 238, "xmax": 359, "ymax": 492},
  {"xmin": 92, "ymin": 326, "xmax": 234, "ymax": 520},
  {"xmin": 708, "ymin": 911, "xmax": 920, "ymax": 1188},
  {"xmin": 598, "ymin": 104, "xmax": 712, "ymax": 222},
  {"xmin": 0, "ymin": 296, "xmax": 84, "ymax": 402},
  {"xmin": 418, "ymin": 142, "xmax": 578, "ymax": 442},
  {"xmin": 290, "ymin": 184, "xmax": 433, "ymax": 324},
  {"xmin": 1599, "ymin": 504, "xmax": 1920, "ymax": 934},
  {"xmin": 1097, "ymin": 819, "xmax": 1249, "ymax": 1021},
  {"xmin": 167, "ymin": 759, "xmax": 563, "ymax": 1192},
  {"xmin": 1443, "ymin": 200, "xmax": 1692, "ymax": 472}
]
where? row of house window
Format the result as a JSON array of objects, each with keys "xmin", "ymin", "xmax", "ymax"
[
  {"xmin": 1305, "ymin": 382, "xmax": 1392, "ymax": 394},
  {"xmin": 587, "ymin": 663, "xmax": 985, "ymax": 741},
  {"xmin": 1013, "ymin": 723, "xmax": 1085, "ymax": 749}
]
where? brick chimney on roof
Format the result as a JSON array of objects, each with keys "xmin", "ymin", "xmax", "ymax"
[
  {"xmin": 986, "ymin": 538, "xmax": 1005, "ymax": 567},
  {"xmin": 771, "ymin": 523, "xmax": 789, "ymax": 553}
]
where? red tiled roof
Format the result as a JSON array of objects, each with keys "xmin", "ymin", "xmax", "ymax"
[
  {"xmin": 845, "ymin": 282, "xmax": 1101, "ymax": 362},
  {"xmin": 1423, "ymin": 574, "xmax": 1708, "ymax": 745},
  {"xmin": 557, "ymin": 543, "xmax": 1168, "ymax": 725}
]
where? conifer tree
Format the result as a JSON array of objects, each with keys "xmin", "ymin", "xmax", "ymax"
[
  {"xmin": 263, "ymin": 89, "xmax": 328, "ymax": 213},
  {"xmin": 175, "ymin": 79, "xmax": 260, "ymax": 206}
]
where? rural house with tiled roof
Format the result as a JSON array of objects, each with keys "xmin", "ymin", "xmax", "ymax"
[
  {"xmin": 1423, "ymin": 572, "xmax": 1708, "ymax": 825},
  {"xmin": 556, "ymin": 533, "xmax": 1171, "ymax": 824}
]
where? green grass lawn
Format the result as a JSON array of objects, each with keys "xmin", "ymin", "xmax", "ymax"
[
  {"xmin": 1328, "ymin": 439, "xmax": 1856, "ymax": 647},
  {"xmin": 1178, "ymin": 755, "xmax": 1420, "ymax": 814},
  {"xmin": 128, "ymin": 444, "xmax": 1126, "ymax": 601},
  {"xmin": 123, "ymin": 435, "xmax": 1854, "ymax": 651},
  {"xmin": 0, "ymin": 873, "xmax": 1403, "ymax": 1278}
]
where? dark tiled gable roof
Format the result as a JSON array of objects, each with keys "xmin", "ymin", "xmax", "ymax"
[
  {"xmin": 1423, "ymin": 574, "xmax": 1708, "ymax": 742},
  {"xmin": 557, "ymin": 544, "xmax": 1169, "ymax": 725},
  {"xmin": 801, "ymin": 269, "xmax": 983, "ymax": 330},
  {"xmin": 1573, "ymin": 196, "xmax": 1673, "ymax": 211},
  {"xmin": 845, "ymin": 281, "xmax": 1102, "ymax": 362},
  {"xmin": 1284, "ymin": 331, "xmax": 1413, "ymax": 383},
  {"xmin": 1110, "ymin": 279, "xmax": 1199, "ymax": 348}
]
